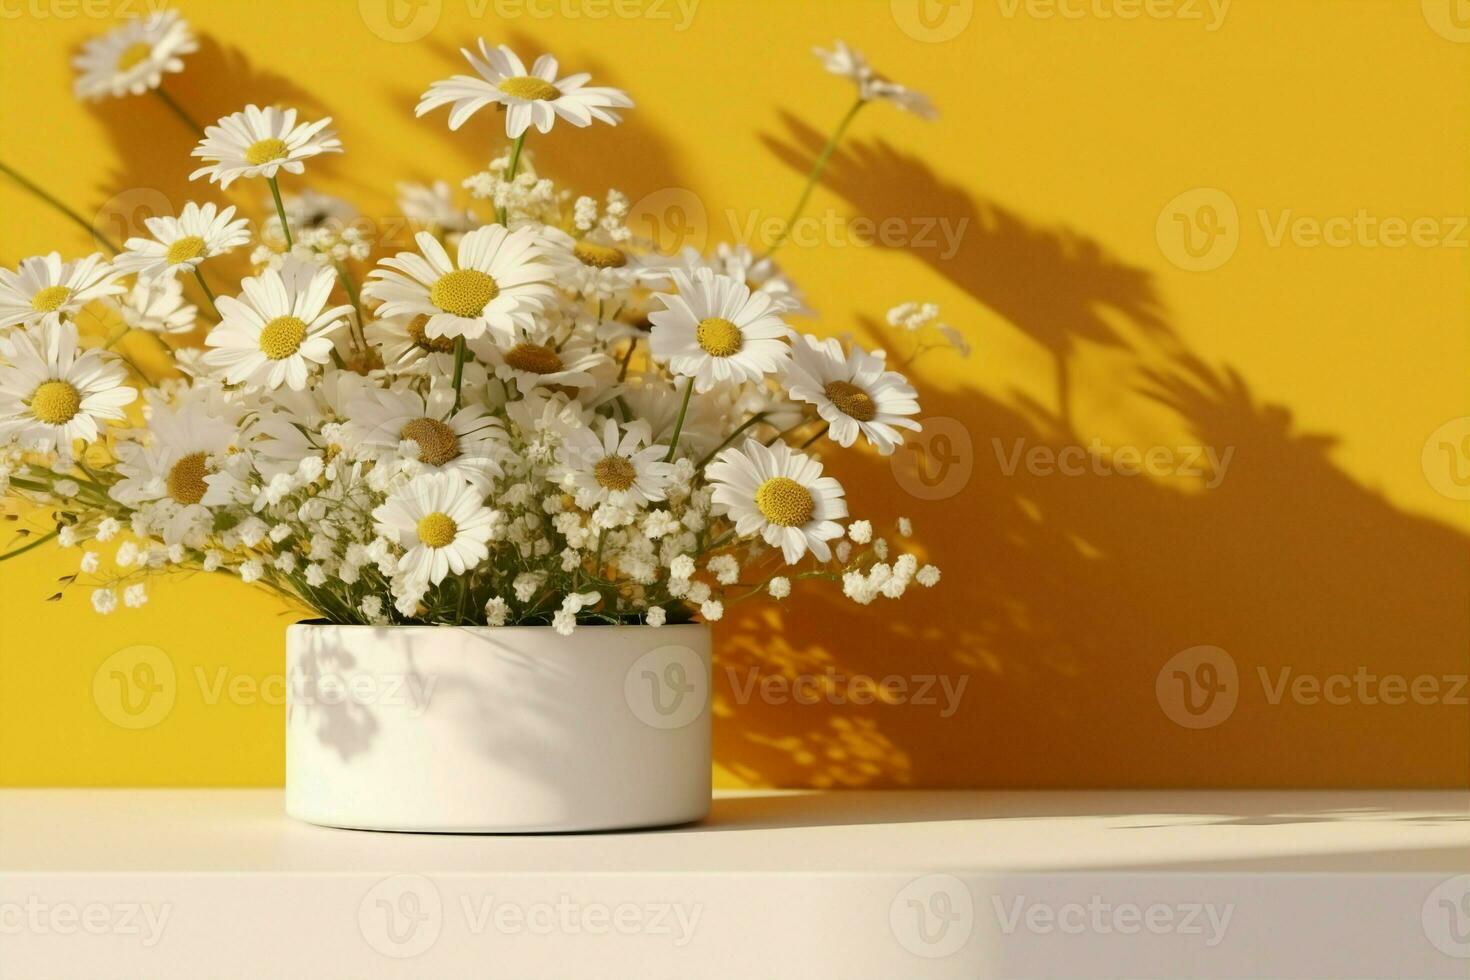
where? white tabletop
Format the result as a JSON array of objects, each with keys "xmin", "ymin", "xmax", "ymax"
[{"xmin": 3, "ymin": 789, "xmax": 1467, "ymax": 978}]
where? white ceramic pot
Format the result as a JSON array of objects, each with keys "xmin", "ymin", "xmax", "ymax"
[{"xmin": 285, "ymin": 622, "xmax": 711, "ymax": 833}]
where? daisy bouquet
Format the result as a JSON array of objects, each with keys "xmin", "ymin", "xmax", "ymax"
[{"xmin": 1, "ymin": 20, "xmax": 962, "ymax": 631}]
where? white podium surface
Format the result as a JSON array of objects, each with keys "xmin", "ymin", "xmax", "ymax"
[{"xmin": 2, "ymin": 789, "xmax": 1467, "ymax": 978}]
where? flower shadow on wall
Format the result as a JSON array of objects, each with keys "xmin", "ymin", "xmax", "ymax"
[{"xmin": 713, "ymin": 122, "xmax": 1470, "ymax": 789}]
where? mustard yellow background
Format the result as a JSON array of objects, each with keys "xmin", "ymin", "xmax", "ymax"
[{"xmin": 1, "ymin": 0, "xmax": 1465, "ymax": 787}]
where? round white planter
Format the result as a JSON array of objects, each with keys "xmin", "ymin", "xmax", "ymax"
[{"xmin": 285, "ymin": 622, "xmax": 711, "ymax": 833}]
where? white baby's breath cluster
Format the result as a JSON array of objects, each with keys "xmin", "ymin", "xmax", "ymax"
[{"xmin": 0, "ymin": 22, "xmax": 956, "ymax": 630}]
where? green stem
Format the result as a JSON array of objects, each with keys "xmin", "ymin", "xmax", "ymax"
[
  {"xmin": 0, "ymin": 530, "xmax": 59, "ymax": 563},
  {"xmin": 333, "ymin": 259, "xmax": 368, "ymax": 352},
  {"xmin": 617, "ymin": 337, "xmax": 638, "ymax": 381},
  {"xmin": 267, "ymin": 175, "xmax": 293, "ymax": 249},
  {"xmin": 798, "ymin": 421, "xmax": 831, "ymax": 450},
  {"xmin": 152, "ymin": 86, "xmax": 204, "ymax": 136},
  {"xmin": 496, "ymin": 134, "xmax": 526, "ymax": 226},
  {"xmin": 0, "ymin": 159, "xmax": 120, "ymax": 253},
  {"xmin": 451, "ymin": 336, "xmax": 468, "ymax": 410},
  {"xmin": 769, "ymin": 98, "xmax": 865, "ymax": 254},
  {"xmin": 191, "ymin": 265, "xmax": 220, "ymax": 319},
  {"xmin": 697, "ymin": 412, "xmax": 767, "ymax": 469},
  {"xmin": 663, "ymin": 376, "xmax": 694, "ymax": 462}
]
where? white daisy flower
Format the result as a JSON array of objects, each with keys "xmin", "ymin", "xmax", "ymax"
[
  {"xmin": 363, "ymin": 227, "xmax": 556, "ymax": 344},
  {"xmin": 372, "ymin": 471, "xmax": 497, "ymax": 586},
  {"xmin": 347, "ymin": 385, "xmax": 508, "ymax": 492},
  {"xmin": 113, "ymin": 202, "xmax": 251, "ymax": 282},
  {"xmin": 397, "ymin": 181, "xmax": 477, "ymax": 235},
  {"xmin": 416, "ymin": 41, "xmax": 634, "ymax": 138},
  {"xmin": 477, "ymin": 327, "xmax": 609, "ymax": 393},
  {"xmin": 250, "ymin": 370, "xmax": 371, "ymax": 478},
  {"xmin": 654, "ymin": 244, "xmax": 811, "ymax": 316},
  {"xmin": 117, "ymin": 277, "xmax": 197, "ymax": 334},
  {"xmin": 204, "ymin": 260, "xmax": 352, "ymax": 390},
  {"xmin": 707, "ymin": 439, "xmax": 848, "ymax": 564},
  {"xmin": 72, "ymin": 10, "xmax": 198, "ymax": 102},
  {"xmin": 0, "ymin": 322, "xmax": 136, "ymax": 451},
  {"xmin": 109, "ymin": 391, "xmax": 239, "ymax": 546},
  {"xmin": 786, "ymin": 335, "xmax": 921, "ymax": 455},
  {"xmin": 813, "ymin": 40, "xmax": 938, "ymax": 119},
  {"xmin": 648, "ymin": 269, "xmax": 792, "ymax": 393},
  {"xmin": 190, "ymin": 105, "xmax": 343, "ymax": 189},
  {"xmin": 555, "ymin": 418, "xmax": 673, "ymax": 508},
  {"xmin": 0, "ymin": 253, "xmax": 125, "ymax": 330},
  {"xmin": 364, "ymin": 314, "xmax": 460, "ymax": 375}
]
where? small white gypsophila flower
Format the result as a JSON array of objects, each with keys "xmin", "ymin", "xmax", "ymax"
[
  {"xmin": 916, "ymin": 565, "xmax": 940, "ymax": 587},
  {"xmin": 700, "ymin": 599, "xmax": 723, "ymax": 621},
  {"xmin": 360, "ymin": 595, "xmax": 383, "ymax": 620},
  {"xmin": 669, "ymin": 554, "xmax": 696, "ymax": 579},
  {"xmin": 707, "ymin": 554, "xmax": 739, "ymax": 585},
  {"xmin": 484, "ymin": 596, "xmax": 510, "ymax": 626},
  {"xmin": 80, "ymin": 551, "xmax": 100, "ymax": 574},
  {"xmin": 768, "ymin": 576, "xmax": 791, "ymax": 599},
  {"xmin": 239, "ymin": 559, "xmax": 265, "ymax": 583},
  {"xmin": 115, "ymin": 541, "xmax": 139, "ymax": 567},
  {"xmin": 123, "ymin": 583, "xmax": 148, "ymax": 608},
  {"xmin": 92, "ymin": 588, "xmax": 118, "ymax": 614},
  {"xmin": 55, "ymin": 480, "xmax": 81, "ymax": 500},
  {"xmin": 897, "ymin": 516, "xmax": 912, "ymax": 538},
  {"xmin": 57, "ymin": 526, "xmax": 78, "ymax": 547},
  {"xmin": 645, "ymin": 605, "xmax": 666, "ymax": 627},
  {"xmin": 848, "ymin": 520, "xmax": 872, "ymax": 545},
  {"xmin": 96, "ymin": 518, "xmax": 120, "ymax": 542}
]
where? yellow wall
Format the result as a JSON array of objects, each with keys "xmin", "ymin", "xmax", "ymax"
[{"xmin": 1, "ymin": 0, "xmax": 1465, "ymax": 787}]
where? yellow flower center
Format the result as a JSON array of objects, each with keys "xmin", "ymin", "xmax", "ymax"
[
  {"xmin": 244, "ymin": 137, "xmax": 290, "ymax": 166},
  {"xmin": 165, "ymin": 235, "xmax": 207, "ymax": 265},
  {"xmin": 593, "ymin": 455, "xmax": 637, "ymax": 491},
  {"xmin": 31, "ymin": 286, "xmax": 72, "ymax": 313},
  {"xmin": 754, "ymin": 476, "xmax": 815, "ymax": 528},
  {"xmin": 498, "ymin": 76, "xmax": 560, "ymax": 101},
  {"xmin": 258, "ymin": 315, "xmax": 309, "ymax": 360},
  {"xmin": 573, "ymin": 241, "xmax": 627, "ymax": 269},
  {"xmin": 406, "ymin": 314, "xmax": 456, "ymax": 353},
  {"xmin": 30, "ymin": 380, "xmax": 81, "ymax": 425},
  {"xmin": 416, "ymin": 511, "xmax": 457, "ymax": 548},
  {"xmin": 695, "ymin": 317, "xmax": 743, "ymax": 357},
  {"xmin": 116, "ymin": 42, "xmax": 153, "ymax": 72},
  {"xmin": 399, "ymin": 417, "xmax": 460, "ymax": 466},
  {"xmin": 503, "ymin": 343, "xmax": 563, "ymax": 375},
  {"xmin": 429, "ymin": 269, "xmax": 499, "ymax": 318},
  {"xmin": 823, "ymin": 380, "xmax": 877, "ymax": 422},
  {"xmin": 166, "ymin": 451, "xmax": 210, "ymax": 506}
]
